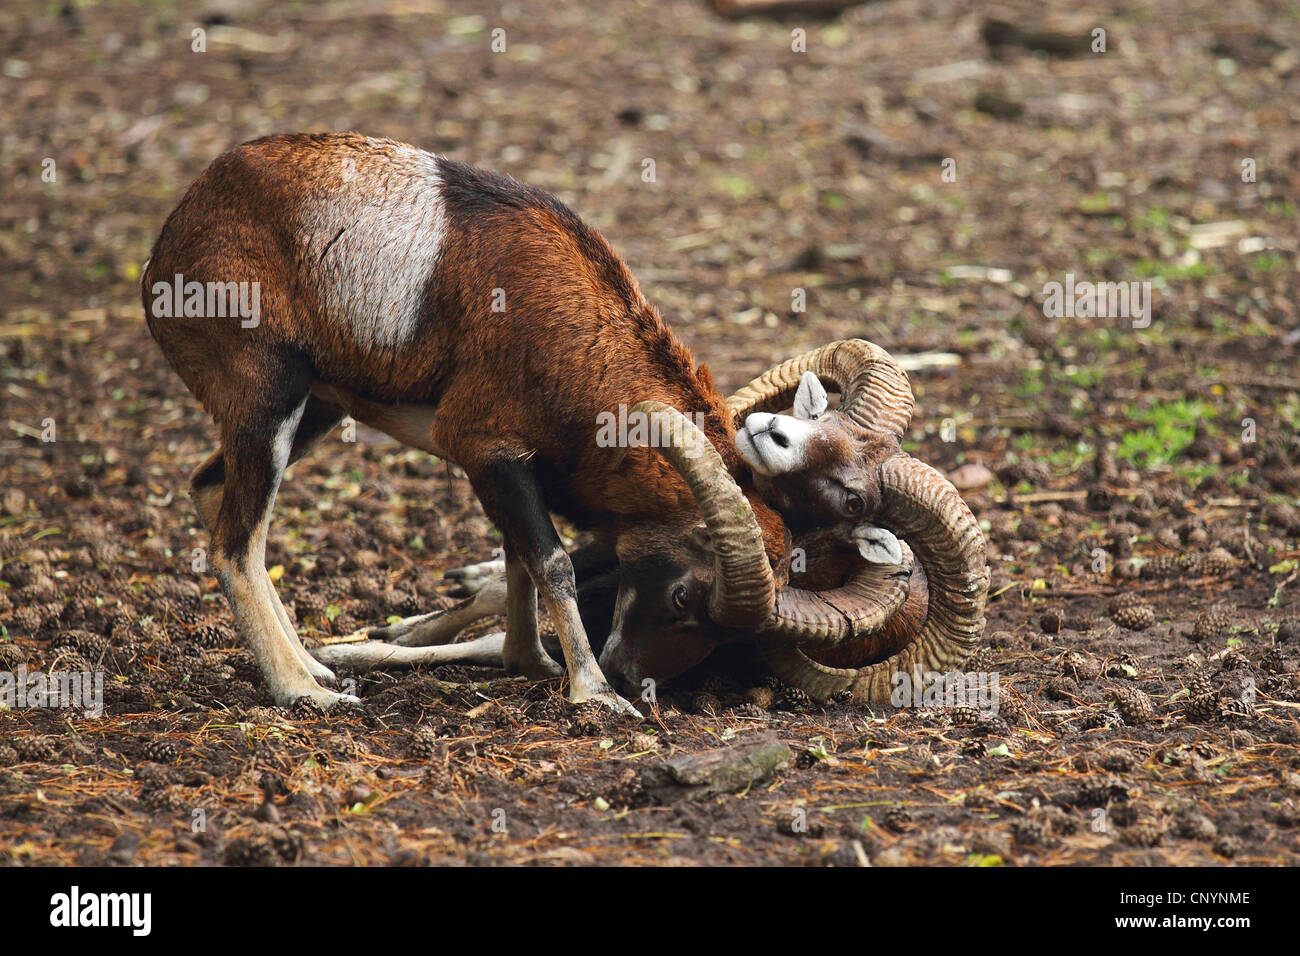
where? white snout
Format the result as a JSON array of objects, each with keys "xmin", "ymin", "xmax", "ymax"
[{"xmin": 734, "ymin": 412, "xmax": 814, "ymax": 476}]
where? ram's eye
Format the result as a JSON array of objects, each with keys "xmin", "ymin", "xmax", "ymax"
[
  {"xmin": 671, "ymin": 584, "xmax": 690, "ymax": 612},
  {"xmin": 846, "ymin": 494, "xmax": 865, "ymax": 516}
]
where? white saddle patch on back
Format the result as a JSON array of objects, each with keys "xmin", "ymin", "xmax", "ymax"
[{"xmin": 302, "ymin": 143, "xmax": 448, "ymax": 350}]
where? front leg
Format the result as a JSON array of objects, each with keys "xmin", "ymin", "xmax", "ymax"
[
  {"xmin": 501, "ymin": 543, "xmax": 563, "ymax": 678},
  {"xmin": 475, "ymin": 455, "xmax": 639, "ymax": 716}
]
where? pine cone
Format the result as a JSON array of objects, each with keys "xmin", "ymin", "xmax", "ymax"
[
  {"xmin": 0, "ymin": 745, "xmax": 18, "ymax": 766},
  {"xmin": 141, "ymin": 739, "xmax": 180, "ymax": 764},
  {"xmin": 1108, "ymin": 592, "xmax": 1144, "ymax": 614},
  {"xmin": 63, "ymin": 629, "xmax": 109, "ymax": 658},
  {"xmin": 570, "ymin": 701, "xmax": 607, "ymax": 736},
  {"xmin": 1063, "ymin": 613, "xmax": 1097, "ymax": 632},
  {"xmin": 13, "ymin": 736, "xmax": 57, "ymax": 762},
  {"xmin": 407, "ymin": 727, "xmax": 441, "ymax": 759},
  {"xmin": 10, "ymin": 605, "xmax": 44, "ymax": 636},
  {"xmin": 191, "ymin": 623, "xmax": 232, "ymax": 649},
  {"xmin": 1187, "ymin": 672, "xmax": 1215, "ymax": 697},
  {"xmin": 1060, "ymin": 650, "xmax": 1101, "ymax": 680},
  {"xmin": 742, "ymin": 687, "xmax": 775, "ymax": 710},
  {"xmin": 997, "ymin": 690, "xmax": 1028, "ymax": 724},
  {"xmin": 530, "ymin": 697, "xmax": 568, "ymax": 724},
  {"xmin": 294, "ymin": 591, "xmax": 328, "ymax": 623},
  {"xmin": 881, "ymin": 806, "xmax": 912, "ymax": 832},
  {"xmin": 290, "ymin": 696, "xmax": 328, "ymax": 721},
  {"xmin": 223, "ymin": 838, "xmax": 278, "ymax": 867},
  {"xmin": 1113, "ymin": 603, "xmax": 1155, "ymax": 631},
  {"xmin": 169, "ymin": 606, "xmax": 202, "ymax": 628},
  {"xmin": 1185, "ymin": 692, "xmax": 1220, "ymax": 722},
  {"xmin": 1218, "ymin": 697, "xmax": 1256, "ymax": 722},
  {"xmin": 140, "ymin": 787, "xmax": 182, "ymax": 812},
  {"xmin": 1142, "ymin": 554, "xmax": 1182, "ymax": 580},
  {"xmin": 1107, "ymin": 652, "xmax": 1142, "ymax": 677},
  {"xmin": 1172, "ymin": 812, "xmax": 1217, "ymax": 841},
  {"xmin": 1120, "ymin": 822, "xmax": 1164, "ymax": 847},
  {"xmin": 1260, "ymin": 646, "xmax": 1286, "ymax": 674},
  {"xmin": 690, "ymin": 691, "xmax": 722, "ymax": 716},
  {"xmin": 1202, "ymin": 547, "xmax": 1238, "ymax": 576},
  {"xmin": 318, "ymin": 577, "xmax": 352, "ymax": 603},
  {"xmin": 1086, "ymin": 486, "xmax": 1113, "ymax": 511},
  {"xmin": 1213, "ymin": 835, "xmax": 1242, "ymax": 858},
  {"xmin": 134, "ymin": 762, "xmax": 172, "ymax": 789},
  {"xmin": 1080, "ymin": 778, "xmax": 1130, "ymax": 806},
  {"xmin": 947, "ymin": 705, "xmax": 981, "ymax": 726},
  {"xmin": 774, "ymin": 686, "xmax": 812, "ymax": 711},
  {"xmin": 1191, "ymin": 609, "xmax": 1231, "ymax": 643},
  {"xmin": 1113, "ymin": 686, "xmax": 1155, "ymax": 724}
]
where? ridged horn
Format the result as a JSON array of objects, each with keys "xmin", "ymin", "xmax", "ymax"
[
  {"xmin": 757, "ymin": 540, "xmax": 914, "ymax": 648},
  {"xmin": 726, "ymin": 339, "xmax": 914, "ymax": 441},
  {"xmin": 761, "ymin": 454, "xmax": 988, "ymax": 702},
  {"xmin": 630, "ymin": 401, "xmax": 775, "ymax": 627}
]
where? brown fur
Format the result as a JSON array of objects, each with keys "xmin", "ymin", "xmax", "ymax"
[{"xmin": 143, "ymin": 132, "xmax": 788, "ymax": 571}]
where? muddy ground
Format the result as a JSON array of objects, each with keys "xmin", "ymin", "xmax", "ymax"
[{"xmin": 1, "ymin": 0, "xmax": 1298, "ymax": 866}]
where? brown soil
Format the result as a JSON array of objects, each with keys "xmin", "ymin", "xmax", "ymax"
[{"xmin": 1, "ymin": 0, "xmax": 1298, "ymax": 866}]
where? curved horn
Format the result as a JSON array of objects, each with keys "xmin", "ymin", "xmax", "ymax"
[
  {"xmin": 630, "ymin": 401, "xmax": 775, "ymax": 627},
  {"xmin": 757, "ymin": 540, "xmax": 915, "ymax": 648},
  {"xmin": 762, "ymin": 454, "xmax": 988, "ymax": 702},
  {"xmin": 726, "ymin": 339, "xmax": 914, "ymax": 441}
]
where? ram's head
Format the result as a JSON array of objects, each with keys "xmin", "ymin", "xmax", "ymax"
[{"xmin": 597, "ymin": 340, "xmax": 990, "ymax": 702}]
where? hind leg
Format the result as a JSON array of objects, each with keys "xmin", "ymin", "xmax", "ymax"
[
  {"xmin": 204, "ymin": 389, "xmax": 355, "ymax": 708},
  {"xmin": 369, "ymin": 575, "xmax": 508, "ymax": 646},
  {"xmin": 191, "ymin": 395, "xmax": 344, "ymax": 684}
]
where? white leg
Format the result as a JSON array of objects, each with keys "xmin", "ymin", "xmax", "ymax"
[
  {"xmin": 501, "ymin": 546, "xmax": 562, "ymax": 678},
  {"xmin": 310, "ymin": 631, "xmax": 507, "ymax": 671},
  {"xmin": 443, "ymin": 557, "xmax": 506, "ymax": 596},
  {"xmin": 368, "ymin": 576, "xmax": 509, "ymax": 646}
]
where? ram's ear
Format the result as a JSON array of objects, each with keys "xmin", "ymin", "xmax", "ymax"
[
  {"xmin": 853, "ymin": 525, "xmax": 903, "ymax": 565},
  {"xmin": 687, "ymin": 523, "xmax": 712, "ymax": 553},
  {"xmin": 792, "ymin": 370, "xmax": 828, "ymax": 421}
]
